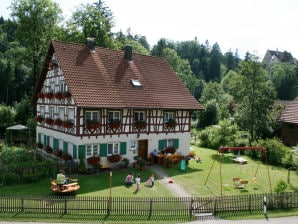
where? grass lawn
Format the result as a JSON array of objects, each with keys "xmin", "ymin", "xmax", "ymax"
[
  {"xmin": 166, "ymin": 145, "xmax": 298, "ymax": 196},
  {"xmin": 0, "ymin": 166, "xmax": 174, "ymax": 197},
  {"xmin": 1, "ymin": 146, "xmax": 297, "ymax": 197}
]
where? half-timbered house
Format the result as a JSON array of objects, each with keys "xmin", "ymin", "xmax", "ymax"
[{"xmin": 33, "ymin": 40, "xmax": 203, "ymax": 166}]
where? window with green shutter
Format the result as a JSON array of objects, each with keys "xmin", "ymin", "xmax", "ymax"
[
  {"xmin": 63, "ymin": 142, "xmax": 68, "ymax": 154},
  {"xmin": 53, "ymin": 138, "xmax": 59, "ymax": 150},
  {"xmin": 158, "ymin": 139, "xmax": 165, "ymax": 150},
  {"xmin": 78, "ymin": 145, "xmax": 86, "ymax": 159},
  {"xmin": 73, "ymin": 145, "xmax": 77, "ymax": 159},
  {"xmin": 174, "ymin": 139, "xmax": 179, "ymax": 149},
  {"xmin": 120, "ymin": 142, "xmax": 127, "ymax": 155},
  {"xmin": 100, "ymin": 144, "xmax": 107, "ymax": 157}
]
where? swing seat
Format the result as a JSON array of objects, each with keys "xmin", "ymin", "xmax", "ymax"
[{"xmin": 233, "ymin": 178, "xmax": 248, "ymax": 188}]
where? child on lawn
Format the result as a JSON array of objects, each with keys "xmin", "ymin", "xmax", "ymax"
[{"xmin": 135, "ymin": 174, "xmax": 141, "ymax": 191}]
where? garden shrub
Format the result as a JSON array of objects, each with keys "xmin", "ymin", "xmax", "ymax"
[
  {"xmin": 198, "ymin": 119, "xmax": 247, "ymax": 149},
  {"xmin": 274, "ymin": 179, "xmax": 287, "ymax": 194},
  {"xmin": 0, "ymin": 145, "xmax": 59, "ymax": 186},
  {"xmin": 255, "ymin": 138, "xmax": 292, "ymax": 166}
]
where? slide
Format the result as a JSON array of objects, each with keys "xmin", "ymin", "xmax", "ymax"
[{"xmin": 180, "ymin": 159, "xmax": 186, "ymax": 171}]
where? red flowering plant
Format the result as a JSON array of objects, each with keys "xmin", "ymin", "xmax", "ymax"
[
  {"xmin": 87, "ymin": 155, "xmax": 101, "ymax": 166},
  {"xmin": 107, "ymin": 154, "xmax": 122, "ymax": 163}
]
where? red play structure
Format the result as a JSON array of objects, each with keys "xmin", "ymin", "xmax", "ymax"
[{"xmin": 204, "ymin": 146, "xmax": 272, "ymax": 195}]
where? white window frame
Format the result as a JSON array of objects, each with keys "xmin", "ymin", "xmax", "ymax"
[
  {"xmin": 59, "ymin": 80, "xmax": 66, "ymax": 92},
  {"xmin": 40, "ymin": 106, "xmax": 45, "ymax": 117},
  {"xmin": 108, "ymin": 111, "xmax": 121, "ymax": 122},
  {"xmin": 86, "ymin": 144, "xmax": 99, "ymax": 157},
  {"xmin": 130, "ymin": 140, "xmax": 137, "ymax": 151},
  {"xmin": 58, "ymin": 107, "xmax": 64, "ymax": 120},
  {"xmin": 107, "ymin": 142, "xmax": 120, "ymax": 155},
  {"xmin": 134, "ymin": 111, "xmax": 145, "ymax": 122},
  {"xmin": 68, "ymin": 108, "xmax": 75, "ymax": 122},
  {"xmin": 164, "ymin": 139, "xmax": 174, "ymax": 148},
  {"xmin": 85, "ymin": 111, "xmax": 99, "ymax": 122},
  {"xmin": 49, "ymin": 107, "xmax": 55, "ymax": 119},
  {"xmin": 164, "ymin": 112, "xmax": 174, "ymax": 122}
]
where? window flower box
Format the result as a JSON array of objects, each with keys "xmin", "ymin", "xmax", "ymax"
[
  {"xmin": 63, "ymin": 120, "xmax": 74, "ymax": 128},
  {"xmin": 54, "ymin": 92, "xmax": 63, "ymax": 100},
  {"xmin": 44, "ymin": 118, "xmax": 54, "ymax": 125},
  {"xmin": 62, "ymin": 91, "xmax": 71, "ymax": 99},
  {"xmin": 37, "ymin": 92, "xmax": 44, "ymax": 99},
  {"xmin": 133, "ymin": 120, "xmax": 146, "ymax": 131},
  {"xmin": 86, "ymin": 120, "xmax": 101, "ymax": 130},
  {"xmin": 35, "ymin": 115, "xmax": 44, "ymax": 123},
  {"xmin": 44, "ymin": 92, "xmax": 53, "ymax": 99},
  {"xmin": 165, "ymin": 119, "xmax": 176, "ymax": 130},
  {"xmin": 107, "ymin": 154, "xmax": 122, "ymax": 163},
  {"xmin": 108, "ymin": 120, "xmax": 121, "ymax": 130},
  {"xmin": 53, "ymin": 118, "xmax": 62, "ymax": 126}
]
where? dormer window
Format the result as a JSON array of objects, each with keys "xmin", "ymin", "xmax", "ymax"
[{"xmin": 131, "ymin": 79, "xmax": 142, "ymax": 87}]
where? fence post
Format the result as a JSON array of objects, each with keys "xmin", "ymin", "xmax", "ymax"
[
  {"xmin": 149, "ymin": 198, "xmax": 153, "ymax": 218},
  {"xmin": 189, "ymin": 198, "xmax": 194, "ymax": 218},
  {"xmin": 64, "ymin": 197, "xmax": 67, "ymax": 214},
  {"xmin": 21, "ymin": 197, "xmax": 24, "ymax": 212},
  {"xmin": 213, "ymin": 197, "xmax": 217, "ymax": 215}
]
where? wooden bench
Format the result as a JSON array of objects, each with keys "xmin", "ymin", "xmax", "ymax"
[{"xmin": 100, "ymin": 163, "xmax": 111, "ymax": 171}]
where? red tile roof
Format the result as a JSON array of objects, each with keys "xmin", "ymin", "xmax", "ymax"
[
  {"xmin": 278, "ymin": 97, "xmax": 298, "ymax": 124},
  {"xmin": 36, "ymin": 40, "xmax": 203, "ymax": 110}
]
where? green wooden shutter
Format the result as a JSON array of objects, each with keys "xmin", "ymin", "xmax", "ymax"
[
  {"xmin": 100, "ymin": 144, "xmax": 107, "ymax": 157},
  {"xmin": 78, "ymin": 145, "xmax": 86, "ymax": 159},
  {"xmin": 63, "ymin": 142, "xmax": 68, "ymax": 154},
  {"xmin": 120, "ymin": 142, "xmax": 127, "ymax": 155},
  {"xmin": 174, "ymin": 139, "xmax": 179, "ymax": 149},
  {"xmin": 158, "ymin": 139, "xmax": 164, "ymax": 151},
  {"xmin": 53, "ymin": 138, "xmax": 59, "ymax": 150},
  {"xmin": 72, "ymin": 145, "xmax": 77, "ymax": 160},
  {"xmin": 43, "ymin": 135, "xmax": 47, "ymax": 145}
]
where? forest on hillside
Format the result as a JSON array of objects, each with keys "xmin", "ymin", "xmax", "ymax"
[{"xmin": 0, "ymin": 0, "xmax": 298, "ymax": 144}]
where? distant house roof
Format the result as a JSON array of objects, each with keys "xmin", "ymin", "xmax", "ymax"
[
  {"xmin": 34, "ymin": 40, "xmax": 203, "ymax": 110},
  {"xmin": 262, "ymin": 49, "xmax": 296, "ymax": 68},
  {"xmin": 278, "ymin": 97, "xmax": 298, "ymax": 124}
]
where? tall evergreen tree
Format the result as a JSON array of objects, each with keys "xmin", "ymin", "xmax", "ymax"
[{"xmin": 10, "ymin": 0, "xmax": 62, "ymax": 91}]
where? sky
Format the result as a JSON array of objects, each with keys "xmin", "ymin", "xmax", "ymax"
[{"xmin": 1, "ymin": 0, "xmax": 298, "ymax": 59}]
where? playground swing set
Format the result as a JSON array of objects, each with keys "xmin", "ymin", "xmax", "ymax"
[{"xmin": 205, "ymin": 146, "xmax": 272, "ymax": 195}]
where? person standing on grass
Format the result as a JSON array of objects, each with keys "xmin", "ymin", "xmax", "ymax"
[
  {"xmin": 135, "ymin": 174, "xmax": 141, "ymax": 191},
  {"xmin": 150, "ymin": 174, "xmax": 155, "ymax": 187}
]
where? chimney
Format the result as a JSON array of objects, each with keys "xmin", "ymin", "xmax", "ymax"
[
  {"xmin": 87, "ymin": 37, "xmax": 95, "ymax": 53},
  {"xmin": 124, "ymin": 45, "xmax": 132, "ymax": 61}
]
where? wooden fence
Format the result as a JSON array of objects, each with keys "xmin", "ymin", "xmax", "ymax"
[{"xmin": 0, "ymin": 192, "xmax": 297, "ymax": 217}]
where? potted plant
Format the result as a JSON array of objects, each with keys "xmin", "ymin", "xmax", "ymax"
[
  {"xmin": 133, "ymin": 155, "xmax": 140, "ymax": 168},
  {"xmin": 138, "ymin": 158, "xmax": 146, "ymax": 171},
  {"xmin": 120, "ymin": 158, "xmax": 129, "ymax": 168}
]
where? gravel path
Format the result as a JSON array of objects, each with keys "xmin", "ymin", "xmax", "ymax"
[{"xmin": 148, "ymin": 164, "xmax": 192, "ymax": 197}]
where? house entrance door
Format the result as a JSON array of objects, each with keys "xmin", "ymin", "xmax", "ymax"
[{"xmin": 138, "ymin": 139, "xmax": 148, "ymax": 160}]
